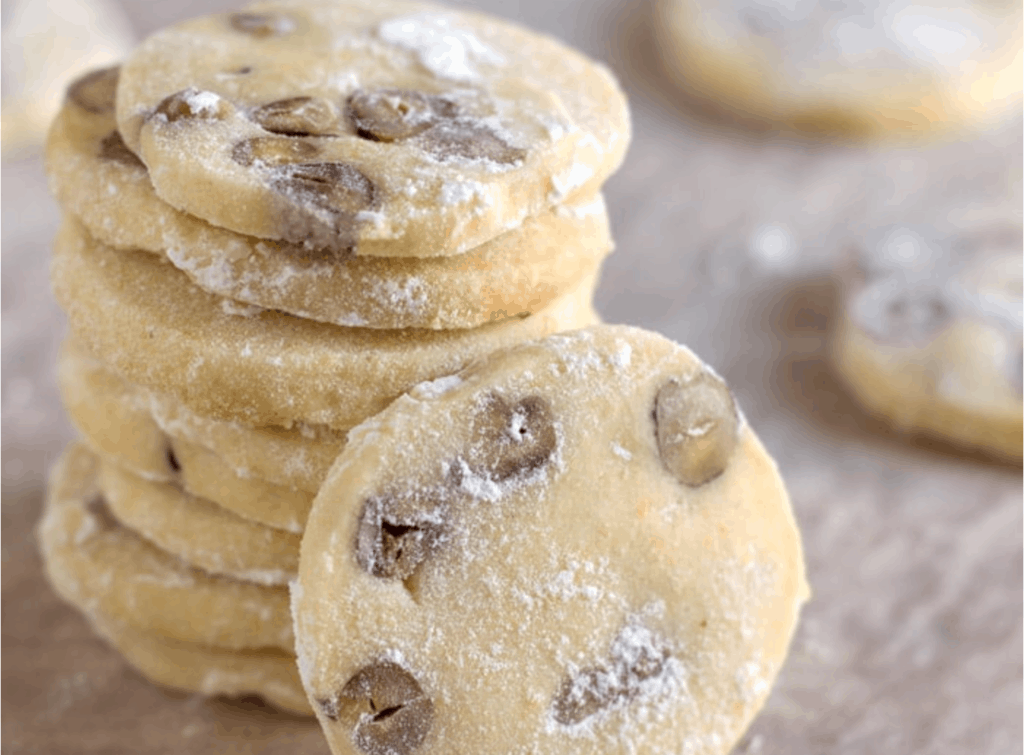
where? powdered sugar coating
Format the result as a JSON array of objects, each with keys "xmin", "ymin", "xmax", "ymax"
[
  {"xmin": 295, "ymin": 325, "xmax": 807, "ymax": 754},
  {"xmin": 115, "ymin": 0, "xmax": 630, "ymax": 258}
]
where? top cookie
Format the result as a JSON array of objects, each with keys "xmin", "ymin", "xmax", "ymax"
[{"xmin": 115, "ymin": 0, "xmax": 630, "ymax": 257}]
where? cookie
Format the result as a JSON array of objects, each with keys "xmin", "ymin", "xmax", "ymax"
[
  {"xmin": 48, "ymin": 68, "xmax": 613, "ymax": 329},
  {"xmin": 831, "ymin": 222, "xmax": 1023, "ymax": 458},
  {"xmin": 145, "ymin": 386, "xmax": 347, "ymax": 496},
  {"xmin": 51, "ymin": 217, "xmax": 600, "ymax": 429},
  {"xmin": 294, "ymin": 325, "xmax": 808, "ymax": 755},
  {"xmin": 654, "ymin": 0, "xmax": 1023, "ymax": 137},
  {"xmin": 114, "ymin": 0, "xmax": 630, "ymax": 258},
  {"xmin": 98, "ymin": 459, "xmax": 301, "ymax": 585},
  {"xmin": 38, "ymin": 443, "xmax": 294, "ymax": 651},
  {"xmin": 59, "ymin": 341, "xmax": 315, "ymax": 533},
  {"xmin": 87, "ymin": 612, "xmax": 311, "ymax": 715}
]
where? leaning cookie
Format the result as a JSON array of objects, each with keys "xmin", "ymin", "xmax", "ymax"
[
  {"xmin": 654, "ymin": 0, "xmax": 1023, "ymax": 137},
  {"xmin": 98, "ymin": 459, "xmax": 301, "ymax": 586},
  {"xmin": 51, "ymin": 217, "xmax": 600, "ymax": 429},
  {"xmin": 37, "ymin": 443, "xmax": 294, "ymax": 651},
  {"xmin": 115, "ymin": 0, "xmax": 630, "ymax": 258},
  {"xmin": 59, "ymin": 341, "xmax": 315, "ymax": 533},
  {"xmin": 831, "ymin": 222, "xmax": 1022, "ymax": 459},
  {"xmin": 294, "ymin": 325, "xmax": 808, "ymax": 755},
  {"xmin": 49, "ymin": 67, "xmax": 613, "ymax": 329}
]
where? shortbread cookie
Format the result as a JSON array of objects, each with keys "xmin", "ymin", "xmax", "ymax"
[
  {"xmin": 655, "ymin": 0, "xmax": 1023, "ymax": 137},
  {"xmin": 294, "ymin": 325, "xmax": 808, "ymax": 755},
  {"xmin": 99, "ymin": 460, "xmax": 301, "ymax": 585},
  {"xmin": 38, "ymin": 443, "xmax": 294, "ymax": 651},
  {"xmin": 48, "ymin": 68, "xmax": 612, "ymax": 329},
  {"xmin": 88, "ymin": 612, "xmax": 311, "ymax": 715},
  {"xmin": 115, "ymin": 0, "xmax": 630, "ymax": 258},
  {"xmin": 51, "ymin": 217, "xmax": 600, "ymax": 428},
  {"xmin": 832, "ymin": 222, "xmax": 1023, "ymax": 458},
  {"xmin": 59, "ymin": 342, "xmax": 314, "ymax": 533},
  {"xmin": 62, "ymin": 339, "xmax": 348, "ymax": 497}
]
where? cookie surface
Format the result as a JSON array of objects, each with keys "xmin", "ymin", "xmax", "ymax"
[
  {"xmin": 51, "ymin": 217, "xmax": 600, "ymax": 428},
  {"xmin": 49, "ymin": 68, "xmax": 612, "ymax": 329},
  {"xmin": 115, "ymin": 0, "xmax": 629, "ymax": 258},
  {"xmin": 59, "ymin": 341, "xmax": 316, "ymax": 533},
  {"xmin": 38, "ymin": 443, "xmax": 294, "ymax": 651},
  {"xmin": 294, "ymin": 325, "xmax": 808, "ymax": 755},
  {"xmin": 655, "ymin": 0, "xmax": 1023, "ymax": 137},
  {"xmin": 831, "ymin": 222, "xmax": 1023, "ymax": 458},
  {"xmin": 99, "ymin": 459, "xmax": 301, "ymax": 585}
]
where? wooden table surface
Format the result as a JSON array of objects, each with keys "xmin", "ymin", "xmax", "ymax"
[{"xmin": 3, "ymin": 1, "xmax": 1021, "ymax": 753}]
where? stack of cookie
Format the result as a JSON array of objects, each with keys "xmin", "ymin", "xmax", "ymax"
[{"xmin": 39, "ymin": 0, "xmax": 629, "ymax": 714}]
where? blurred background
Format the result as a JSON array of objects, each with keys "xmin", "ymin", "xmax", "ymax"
[{"xmin": 3, "ymin": 0, "xmax": 1021, "ymax": 752}]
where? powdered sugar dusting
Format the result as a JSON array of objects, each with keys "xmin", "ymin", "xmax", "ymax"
[
  {"xmin": 378, "ymin": 13, "xmax": 504, "ymax": 81},
  {"xmin": 412, "ymin": 373, "xmax": 463, "ymax": 400}
]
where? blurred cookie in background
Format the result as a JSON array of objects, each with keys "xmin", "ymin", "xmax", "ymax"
[
  {"xmin": 831, "ymin": 219, "xmax": 1023, "ymax": 460},
  {"xmin": 1, "ymin": 0, "xmax": 133, "ymax": 156},
  {"xmin": 653, "ymin": 0, "xmax": 1023, "ymax": 139}
]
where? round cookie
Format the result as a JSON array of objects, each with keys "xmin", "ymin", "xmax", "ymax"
[
  {"xmin": 59, "ymin": 341, "xmax": 315, "ymax": 533},
  {"xmin": 114, "ymin": 0, "xmax": 629, "ymax": 258},
  {"xmin": 831, "ymin": 222, "xmax": 1023, "ymax": 458},
  {"xmin": 51, "ymin": 217, "xmax": 600, "ymax": 428},
  {"xmin": 145, "ymin": 387, "xmax": 347, "ymax": 496},
  {"xmin": 87, "ymin": 612, "xmax": 311, "ymax": 715},
  {"xmin": 98, "ymin": 459, "xmax": 301, "ymax": 586},
  {"xmin": 654, "ymin": 0, "xmax": 1023, "ymax": 137},
  {"xmin": 294, "ymin": 325, "xmax": 808, "ymax": 755},
  {"xmin": 38, "ymin": 443, "xmax": 294, "ymax": 651},
  {"xmin": 48, "ymin": 68, "xmax": 613, "ymax": 329}
]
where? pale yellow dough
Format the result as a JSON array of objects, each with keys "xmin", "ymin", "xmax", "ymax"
[
  {"xmin": 295, "ymin": 325, "xmax": 808, "ymax": 755},
  {"xmin": 654, "ymin": 0, "xmax": 1023, "ymax": 137},
  {"xmin": 37, "ymin": 443, "xmax": 294, "ymax": 651},
  {"xmin": 51, "ymin": 217, "xmax": 600, "ymax": 428},
  {"xmin": 86, "ymin": 612, "xmax": 312, "ymax": 716},
  {"xmin": 59, "ymin": 340, "xmax": 317, "ymax": 533},
  {"xmin": 115, "ymin": 0, "xmax": 630, "ymax": 257},
  {"xmin": 47, "ymin": 69, "xmax": 612, "ymax": 329},
  {"xmin": 831, "ymin": 222, "xmax": 1022, "ymax": 459},
  {"xmin": 98, "ymin": 459, "xmax": 301, "ymax": 586}
]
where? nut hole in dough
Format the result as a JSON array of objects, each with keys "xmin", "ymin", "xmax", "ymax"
[
  {"xmin": 334, "ymin": 660, "xmax": 433, "ymax": 755},
  {"xmin": 165, "ymin": 444, "xmax": 181, "ymax": 476},
  {"xmin": 470, "ymin": 394, "xmax": 556, "ymax": 481},
  {"xmin": 152, "ymin": 89, "xmax": 234, "ymax": 124},
  {"xmin": 67, "ymin": 66, "xmax": 119, "ymax": 114},
  {"xmin": 231, "ymin": 136, "xmax": 322, "ymax": 167},
  {"xmin": 654, "ymin": 373, "xmax": 738, "ymax": 488},
  {"xmin": 415, "ymin": 119, "xmax": 526, "ymax": 165},
  {"xmin": 83, "ymin": 494, "xmax": 121, "ymax": 533},
  {"xmin": 99, "ymin": 131, "xmax": 144, "ymax": 168},
  {"xmin": 251, "ymin": 97, "xmax": 339, "ymax": 137},
  {"xmin": 347, "ymin": 88, "xmax": 454, "ymax": 142},
  {"xmin": 356, "ymin": 493, "xmax": 446, "ymax": 582}
]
